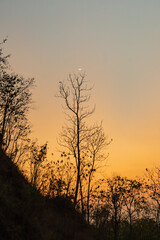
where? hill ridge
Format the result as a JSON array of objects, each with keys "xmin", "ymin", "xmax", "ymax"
[{"xmin": 0, "ymin": 148, "xmax": 98, "ymax": 240}]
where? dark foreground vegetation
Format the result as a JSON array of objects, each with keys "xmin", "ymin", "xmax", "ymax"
[
  {"xmin": 1, "ymin": 147, "xmax": 160, "ymax": 240},
  {"xmin": 0, "ymin": 148, "xmax": 98, "ymax": 240},
  {"xmin": 0, "ymin": 39, "xmax": 160, "ymax": 240}
]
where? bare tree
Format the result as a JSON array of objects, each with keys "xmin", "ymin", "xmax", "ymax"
[
  {"xmin": 0, "ymin": 39, "xmax": 34, "ymax": 160},
  {"xmin": 46, "ymin": 152, "xmax": 76, "ymax": 199},
  {"xmin": 85, "ymin": 123, "xmax": 111, "ymax": 223},
  {"xmin": 98, "ymin": 176, "xmax": 125, "ymax": 240},
  {"xmin": 0, "ymin": 72, "xmax": 34, "ymax": 157},
  {"xmin": 121, "ymin": 178, "xmax": 146, "ymax": 240},
  {"xmin": 29, "ymin": 141, "xmax": 47, "ymax": 188},
  {"xmin": 0, "ymin": 38, "xmax": 10, "ymax": 71},
  {"xmin": 145, "ymin": 167, "xmax": 160, "ymax": 227},
  {"xmin": 57, "ymin": 73, "xmax": 97, "ymax": 207}
]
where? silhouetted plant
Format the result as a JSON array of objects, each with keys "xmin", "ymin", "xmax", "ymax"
[
  {"xmin": 47, "ymin": 152, "xmax": 76, "ymax": 199},
  {"xmin": 0, "ymin": 39, "xmax": 35, "ymax": 161},
  {"xmin": 57, "ymin": 73, "xmax": 95, "ymax": 208},
  {"xmin": 145, "ymin": 167, "xmax": 160, "ymax": 238},
  {"xmin": 29, "ymin": 141, "xmax": 48, "ymax": 188},
  {"xmin": 0, "ymin": 38, "xmax": 10, "ymax": 70},
  {"xmin": 57, "ymin": 73, "xmax": 110, "ymax": 220},
  {"xmin": 120, "ymin": 178, "xmax": 146, "ymax": 240}
]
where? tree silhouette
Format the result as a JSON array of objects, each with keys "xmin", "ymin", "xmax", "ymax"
[
  {"xmin": 0, "ymin": 38, "xmax": 10, "ymax": 70},
  {"xmin": 57, "ymin": 73, "xmax": 110, "ymax": 219},
  {"xmin": 0, "ymin": 40, "xmax": 34, "ymax": 159},
  {"xmin": 0, "ymin": 72, "xmax": 34, "ymax": 154},
  {"xmin": 85, "ymin": 123, "xmax": 110, "ymax": 224},
  {"xmin": 145, "ymin": 167, "xmax": 160, "ymax": 238},
  {"xmin": 122, "ymin": 178, "xmax": 145, "ymax": 240},
  {"xmin": 29, "ymin": 141, "xmax": 47, "ymax": 188},
  {"xmin": 57, "ymin": 73, "xmax": 95, "ymax": 207}
]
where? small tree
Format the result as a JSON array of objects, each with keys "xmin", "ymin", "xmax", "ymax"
[
  {"xmin": 29, "ymin": 141, "xmax": 47, "ymax": 188},
  {"xmin": 122, "ymin": 178, "xmax": 145, "ymax": 240},
  {"xmin": 57, "ymin": 73, "xmax": 109, "ymax": 213},
  {"xmin": 0, "ymin": 72, "xmax": 34, "ymax": 155},
  {"xmin": 145, "ymin": 167, "xmax": 160, "ymax": 233},
  {"xmin": 0, "ymin": 40, "xmax": 34, "ymax": 158},
  {"xmin": 85, "ymin": 123, "xmax": 110, "ymax": 223},
  {"xmin": 96, "ymin": 176, "xmax": 125, "ymax": 240},
  {"xmin": 0, "ymin": 38, "xmax": 10, "ymax": 71},
  {"xmin": 58, "ymin": 73, "xmax": 94, "ymax": 206},
  {"xmin": 47, "ymin": 153, "xmax": 76, "ymax": 198}
]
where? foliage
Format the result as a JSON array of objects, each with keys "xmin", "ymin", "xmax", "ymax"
[{"xmin": 0, "ymin": 39, "xmax": 34, "ymax": 162}]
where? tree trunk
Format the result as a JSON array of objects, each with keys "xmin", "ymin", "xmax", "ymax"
[
  {"xmin": 87, "ymin": 173, "xmax": 91, "ymax": 224},
  {"xmin": 80, "ymin": 177, "xmax": 84, "ymax": 218},
  {"xmin": 74, "ymin": 158, "xmax": 80, "ymax": 206},
  {"xmin": 114, "ymin": 207, "xmax": 118, "ymax": 240},
  {"xmin": 74, "ymin": 113, "xmax": 80, "ymax": 206},
  {"xmin": 0, "ymin": 102, "xmax": 9, "ymax": 148},
  {"xmin": 129, "ymin": 213, "xmax": 132, "ymax": 240}
]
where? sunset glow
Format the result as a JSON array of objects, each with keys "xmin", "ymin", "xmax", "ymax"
[{"xmin": 1, "ymin": 0, "xmax": 160, "ymax": 177}]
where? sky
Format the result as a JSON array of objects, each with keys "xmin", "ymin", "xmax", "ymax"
[{"xmin": 0, "ymin": 0, "xmax": 160, "ymax": 177}]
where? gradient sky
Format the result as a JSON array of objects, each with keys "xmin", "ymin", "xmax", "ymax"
[{"xmin": 1, "ymin": 0, "xmax": 160, "ymax": 177}]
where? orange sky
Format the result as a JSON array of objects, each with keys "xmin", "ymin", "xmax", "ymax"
[{"xmin": 0, "ymin": 1, "xmax": 160, "ymax": 177}]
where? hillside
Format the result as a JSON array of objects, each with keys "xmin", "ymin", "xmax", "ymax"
[{"xmin": 0, "ymin": 148, "xmax": 98, "ymax": 240}]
